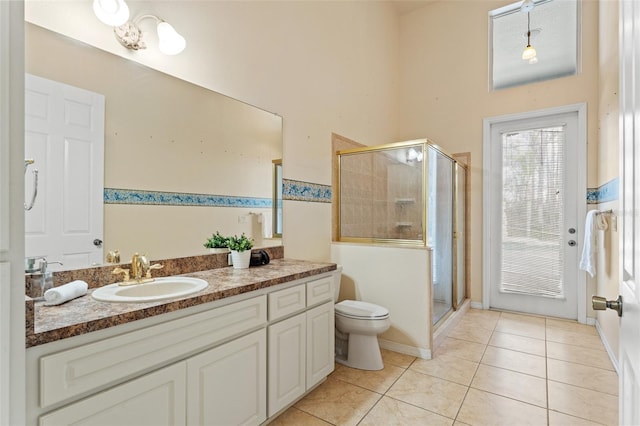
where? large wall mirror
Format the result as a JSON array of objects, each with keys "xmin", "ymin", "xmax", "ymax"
[{"xmin": 25, "ymin": 23, "xmax": 283, "ymax": 270}]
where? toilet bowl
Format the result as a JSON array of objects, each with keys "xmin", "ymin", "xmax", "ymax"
[{"xmin": 333, "ymin": 266, "xmax": 391, "ymax": 371}]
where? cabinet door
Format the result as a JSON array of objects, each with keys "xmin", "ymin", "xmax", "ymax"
[
  {"xmin": 268, "ymin": 313, "xmax": 306, "ymax": 416},
  {"xmin": 187, "ymin": 329, "xmax": 266, "ymax": 426},
  {"xmin": 39, "ymin": 363, "xmax": 186, "ymax": 426},
  {"xmin": 306, "ymin": 301, "xmax": 335, "ymax": 389}
]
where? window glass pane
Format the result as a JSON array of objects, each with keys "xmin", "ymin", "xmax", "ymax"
[
  {"xmin": 490, "ymin": 0, "xmax": 578, "ymax": 90},
  {"xmin": 501, "ymin": 126, "xmax": 565, "ymax": 297}
]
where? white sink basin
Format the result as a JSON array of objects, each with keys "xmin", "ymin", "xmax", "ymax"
[{"xmin": 92, "ymin": 277, "xmax": 208, "ymax": 303}]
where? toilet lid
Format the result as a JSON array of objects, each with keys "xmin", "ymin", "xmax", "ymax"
[{"xmin": 335, "ymin": 300, "xmax": 389, "ymax": 319}]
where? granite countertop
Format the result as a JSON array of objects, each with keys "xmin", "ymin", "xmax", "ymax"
[{"xmin": 26, "ymin": 258, "xmax": 336, "ymax": 348}]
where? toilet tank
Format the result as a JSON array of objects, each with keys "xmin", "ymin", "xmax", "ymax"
[{"xmin": 333, "ymin": 264, "xmax": 343, "ymax": 302}]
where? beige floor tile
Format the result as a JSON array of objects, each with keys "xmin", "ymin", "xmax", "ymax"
[
  {"xmin": 547, "ymin": 341, "xmax": 615, "ymax": 371},
  {"xmin": 456, "ymin": 388, "xmax": 548, "ymax": 426},
  {"xmin": 448, "ymin": 322, "xmax": 493, "ymax": 345},
  {"xmin": 294, "ymin": 376, "xmax": 381, "ymax": 426},
  {"xmin": 489, "ymin": 331, "xmax": 546, "ymax": 356},
  {"xmin": 548, "ymin": 358, "xmax": 618, "ymax": 395},
  {"xmin": 455, "ymin": 311, "xmax": 500, "ymax": 331},
  {"xmin": 359, "ymin": 396, "xmax": 454, "ymax": 426},
  {"xmin": 331, "ymin": 363, "xmax": 405, "ymax": 394},
  {"xmin": 481, "ymin": 345, "xmax": 546, "ymax": 378},
  {"xmin": 495, "ymin": 313, "xmax": 546, "ymax": 340},
  {"xmin": 380, "ymin": 348, "xmax": 416, "ymax": 369},
  {"xmin": 470, "ymin": 364, "xmax": 547, "ymax": 408},
  {"xmin": 546, "ymin": 327, "xmax": 607, "ymax": 351},
  {"xmin": 546, "ymin": 318, "xmax": 598, "ymax": 336},
  {"xmin": 548, "ymin": 381, "xmax": 618, "ymax": 425},
  {"xmin": 548, "ymin": 409, "xmax": 606, "ymax": 426},
  {"xmin": 270, "ymin": 407, "xmax": 332, "ymax": 425},
  {"xmin": 434, "ymin": 337, "xmax": 487, "ymax": 363},
  {"xmin": 386, "ymin": 369, "xmax": 467, "ymax": 419},
  {"xmin": 410, "ymin": 353, "xmax": 479, "ymax": 386}
]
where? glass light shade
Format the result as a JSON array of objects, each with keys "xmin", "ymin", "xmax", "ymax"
[
  {"xmin": 93, "ymin": 0, "xmax": 129, "ymax": 26},
  {"xmin": 522, "ymin": 44, "xmax": 537, "ymax": 60},
  {"xmin": 157, "ymin": 22, "xmax": 186, "ymax": 55},
  {"xmin": 529, "ymin": 56, "xmax": 539, "ymax": 64}
]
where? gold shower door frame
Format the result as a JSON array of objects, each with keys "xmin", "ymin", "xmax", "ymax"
[{"xmin": 335, "ymin": 139, "xmax": 467, "ymax": 313}]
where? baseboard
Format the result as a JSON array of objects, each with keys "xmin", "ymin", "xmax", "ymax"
[
  {"xmin": 470, "ymin": 301, "xmax": 483, "ymax": 310},
  {"xmin": 595, "ymin": 320, "xmax": 619, "ymax": 374},
  {"xmin": 585, "ymin": 316, "xmax": 596, "ymax": 326},
  {"xmin": 378, "ymin": 339, "xmax": 431, "ymax": 360}
]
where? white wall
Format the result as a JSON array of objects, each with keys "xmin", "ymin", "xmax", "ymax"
[{"xmin": 25, "ymin": 0, "xmax": 402, "ymax": 262}]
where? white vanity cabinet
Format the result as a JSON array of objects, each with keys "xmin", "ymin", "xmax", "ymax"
[
  {"xmin": 267, "ymin": 276, "xmax": 334, "ymax": 416},
  {"xmin": 28, "ymin": 271, "xmax": 336, "ymax": 426}
]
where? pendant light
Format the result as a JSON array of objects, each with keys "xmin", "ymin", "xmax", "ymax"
[{"xmin": 522, "ymin": 12, "xmax": 537, "ymax": 61}]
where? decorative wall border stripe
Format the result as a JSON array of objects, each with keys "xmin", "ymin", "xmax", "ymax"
[
  {"xmin": 104, "ymin": 188, "xmax": 272, "ymax": 208},
  {"xmin": 587, "ymin": 177, "xmax": 619, "ymax": 204},
  {"xmin": 283, "ymin": 179, "xmax": 332, "ymax": 203}
]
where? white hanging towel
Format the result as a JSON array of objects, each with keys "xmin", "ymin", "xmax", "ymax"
[{"xmin": 579, "ymin": 210, "xmax": 608, "ymax": 278}]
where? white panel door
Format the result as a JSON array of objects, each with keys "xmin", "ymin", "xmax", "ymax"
[
  {"xmin": 268, "ymin": 312, "xmax": 306, "ymax": 416},
  {"xmin": 619, "ymin": 2, "xmax": 640, "ymax": 424},
  {"xmin": 306, "ymin": 301, "xmax": 334, "ymax": 390},
  {"xmin": 187, "ymin": 329, "xmax": 267, "ymax": 426},
  {"xmin": 24, "ymin": 74, "xmax": 104, "ymax": 269}
]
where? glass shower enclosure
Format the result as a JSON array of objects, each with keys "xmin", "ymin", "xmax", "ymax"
[{"xmin": 336, "ymin": 140, "xmax": 466, "ymax": 326}]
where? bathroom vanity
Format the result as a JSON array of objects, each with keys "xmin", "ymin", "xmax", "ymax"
[{"xmin": 25, "ymin": 256, "xmax": 336, "ymax": 426}]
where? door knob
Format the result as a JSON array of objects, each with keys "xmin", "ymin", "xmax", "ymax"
[
  {"xmin": 93, "ymin": 238, "xmax": 103, "ymax": 247},
  {"xmin": 592, "ymin": 295, "xmax": 623, "ymax": 317}
]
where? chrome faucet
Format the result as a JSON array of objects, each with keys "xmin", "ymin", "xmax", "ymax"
[{"xmin": 112, "ymin": 253, "xmax": 163, "ymax": 286}]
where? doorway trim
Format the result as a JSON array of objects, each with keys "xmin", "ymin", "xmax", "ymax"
[{"xmin": 482, "ymin": 103, "xmax": 587, "ymax": 323}]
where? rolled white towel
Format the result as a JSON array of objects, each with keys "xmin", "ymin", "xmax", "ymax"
[{"xmin": 44, "ymin": 280, "xmax": 88, "ymax": 306}]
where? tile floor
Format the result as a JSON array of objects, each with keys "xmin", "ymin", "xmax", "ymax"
[{"xmin": 271, "ymin": 309, "xmax": 618, "ymax": 426}]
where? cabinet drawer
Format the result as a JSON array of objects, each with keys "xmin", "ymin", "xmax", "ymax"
[
  {"xmin": 39, "ymin": 362, "xmax": 187, "ymax": 426},
  {"xmin": 268, "ymin": 285, "xmax": 305, "ymax": 321},
  {"xmin": 40, "ymin": 295, "xmax": 267, "ymax": 409},
  {"xmin": 306, "ymin": 276, "xmax": 333, "ymax": 307}
]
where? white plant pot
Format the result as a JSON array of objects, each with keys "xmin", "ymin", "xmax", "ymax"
[
  {"xmin": 230, "ymin": 250, "xmax": 251, "ymax": 269},
  {"xmin": 208, "ymin": 248, "xmax": 230, "ymax": 254}
]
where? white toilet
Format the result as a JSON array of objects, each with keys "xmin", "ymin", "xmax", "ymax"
[{"xmin": 333, "ymin": 266, "xmax": 391, "ymax": 371}]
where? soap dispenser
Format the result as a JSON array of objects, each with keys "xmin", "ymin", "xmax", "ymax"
[{"xmin": 26, "ymin": 257, "xmax": 62, "ymax": 298}]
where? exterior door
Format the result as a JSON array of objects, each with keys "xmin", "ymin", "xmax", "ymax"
[
  {"xmin": 619, "ymin": 1, "xmax": 640, "ymax": 423},
  {"xmin": 487, "ymin": 110, "xmax": 583, "ymax": 319},
  {"xmin": 24, "ymin": 74, "xmax": 104, "ymax": 269}
]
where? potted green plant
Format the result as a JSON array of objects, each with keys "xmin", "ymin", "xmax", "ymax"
[
  {"xmin": 203, "ymin": 231, "xmax": 229, "ymax": 254},
  {"xmin": 227, "ymin": 233, "xmax": 254, "ymax": 269}
]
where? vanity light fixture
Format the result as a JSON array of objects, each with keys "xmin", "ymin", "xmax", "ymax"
[
  {"xmin": 93, "ymin": 0, "xmax": 186, "ymax": 55},
  {"xmin": 522, "ymin": 12, "xmax": 537, "ymax": 61},
  {"xmin": 407, "ymin": 147, "xmax": 423, "ymax": 163},
  {"xmin": 93, "ymin": 0, "xmax": 130, "ymax": 26},
  {"xmin": 114, "ymin": 14, "xmax": 186, "ymax": 55}
]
